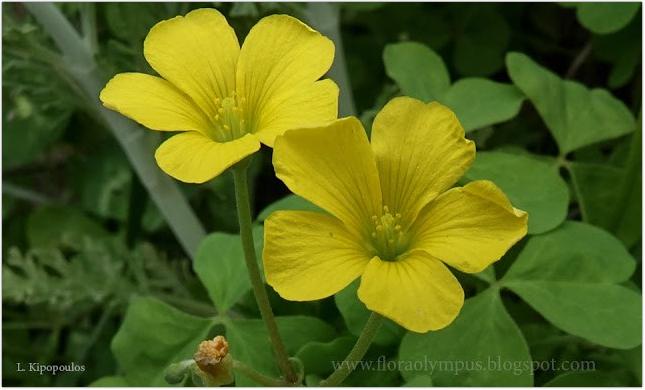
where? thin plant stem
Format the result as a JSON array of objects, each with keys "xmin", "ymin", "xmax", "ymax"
[
  {"xmin": 232, "ymin": 163, "xmax": 297, "ymax": 384},
  {"xmin": 232, "ymin": 359, "xmax": 293, "ymax": 387},
  {"xmin": 25, "ymin": 3, "xmax": 206, "ymax": 259},
  {"xmin": 319, "ymin": 312, "xmax": 383, "ymax": 386},
  {"xmin": 566, "ymin": 40, "xmax": 593, "ymax": 79}
]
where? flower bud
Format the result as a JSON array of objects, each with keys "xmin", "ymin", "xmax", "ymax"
[{"xmin": 192, "ymin": 335, "xmax": 234, "ymax": 386}]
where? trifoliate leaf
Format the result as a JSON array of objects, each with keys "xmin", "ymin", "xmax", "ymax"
[
  {"xmin": 506, "ymin": 52, "xmax": 635, "ymax": 153},
  {"xmin": 399, "ymin": 288, "xmax": 533, "ymax": 386}
]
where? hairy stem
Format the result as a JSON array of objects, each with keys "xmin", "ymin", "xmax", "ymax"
[
  {"xmin": 319, "ymin": 312, "xmax": 383, "ymax": 386},
  {"xmin": 232, "ymin": 164, "xmax": 297, "ymax": 384}
]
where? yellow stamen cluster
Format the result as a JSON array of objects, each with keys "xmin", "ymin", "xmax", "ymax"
[
  {"xmin": 369, "ymin": 205, "xmax": 409, "ymax": 261},
  {"xmin": 210, "ymin": 94, "xmax": 248, "ymax": 142}
]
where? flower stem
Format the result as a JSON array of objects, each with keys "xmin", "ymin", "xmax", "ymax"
[
  {"xmin": 319, "ymin": 312, "xmax": 383, "ymax": 386},
  {"xmin": 232, "ymin": 359, "xmax": 293, "ymax": 387},
  {"xmin": 232, "ymin": 163, "xmax": 297, "ymax": 384}
]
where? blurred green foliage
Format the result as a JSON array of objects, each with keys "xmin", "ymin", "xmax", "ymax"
[{"xmin": 2, "ymin": 2, "xmax": 642, "ymax": 387}]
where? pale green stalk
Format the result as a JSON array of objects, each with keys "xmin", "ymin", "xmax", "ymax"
[
  {"xmin": 232, "ymin": 163, "xmax": 297, "ymax": 384},
  {"xmin": 319, "ymin": 312, "xmax": 383, "ymax": 386},
  {"xmin": 26, "ymin": 3, "xmax": 205, "ymax": 259}
]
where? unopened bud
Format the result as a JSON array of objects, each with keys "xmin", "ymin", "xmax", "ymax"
[{"xmin": 165, "ymin": 360, "xmax": 193, "ymax": 384}]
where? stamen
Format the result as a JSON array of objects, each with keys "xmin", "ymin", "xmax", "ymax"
[
  {"xmin": 209, "ymin": 94, "xmax": 248, "ymax": 142},
  {"xmin": 368, "ymin": 205, "xmax": 409, "ymax": 261}
]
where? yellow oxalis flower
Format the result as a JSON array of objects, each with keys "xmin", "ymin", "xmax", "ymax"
[
  {"xmin": 263, "ymin": 97, "xmax": 528, "ymax": 333},
  {"xmin": 99, "ymin": 9, "xmax": 338, "ymax": 183}
]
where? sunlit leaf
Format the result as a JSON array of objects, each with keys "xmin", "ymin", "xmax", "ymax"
[
  {"xmin": 506, "ymin": 52, "xmax": 635, "ymax": 153},
  {"xmin": 575, "ymin": 2, "xmax": 640, "ymax": 35},
  {"xmin": 399, "ymin": 288, "xmax": 533, "ymax": 386},
  {"xmin": 111, "ymin": 297, "xmax": 215, "ymax": 386},
  {"xmin": 193, "ymin": 226, "xmax": 263, "ymax": 312},
  {"xmin": 383, "ymin": 41, "xmax": 450, "ymax": 102},
  {"xmin": 464, "ymin": 151, "xmax": 569, "ymax": 234},
  {"xmin": 442, "ymin": 78, "xmax": 524, "ymax": 132},
  {"xmin": 502, "ymin": 221, "xmax": 641, "ymax": 349}
]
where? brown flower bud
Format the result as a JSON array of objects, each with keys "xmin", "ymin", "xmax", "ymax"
[{"xmin": 193, "ymin": 336, "xmax": 234, "ymax": 386}]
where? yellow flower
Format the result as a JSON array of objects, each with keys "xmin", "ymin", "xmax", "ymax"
[
  {"xmin": 99, "ymin": 9, "xmax": 338, "ymax": 183},
  {"xmin": 263, "ymin": 97, "xmax": 528, "ymax": 333}
]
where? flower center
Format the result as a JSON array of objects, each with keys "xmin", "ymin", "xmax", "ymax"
[
  {"xmin": 369, "ymin": 205, "xmax": 410, "ymax": 261},
  {"xmin": 209, "ymin": 94, "xmax": 248, "ymax": 142}
]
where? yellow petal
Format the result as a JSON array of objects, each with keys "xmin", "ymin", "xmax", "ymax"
[
  {"xmin": 255, "ymin": 79, "xmax": 339, "ymax": 147},
  {"xmin": 144, "ymin": 8, "xmax": 239, "ymax": 119},
  {"xmin": 371, "ymin": 97, "xmax": 475, "ymax": 227},
  {"xmin": 357, "ymin": 251, "xmax": 464, "ymax": 333},
  {"xmin": 236, "ymin": 14, "xmax": 335, "ymax": 138},
  {"xmin": 273, "ymin": 117, "xmax": 382, "ymax": 237},
  {"xmin": 410, "ymin": 180, "xmax": 528, "ymax": 273},
  {"xmin": 155, "ymin": 132, "xmax": 260, "ymax": 183},
  {"xmin": 100, "ymin": 73, "xmax": 212, "ymax": 133},
  {"xmin": 264, "ymin": 211, "xmax": 370, "ymax": 301}
]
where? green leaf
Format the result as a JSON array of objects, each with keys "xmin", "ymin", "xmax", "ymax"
[
  {"xmin": 442, "ymin": 78, "xmax": 525, "ymax": 132},
  {"xmin": 257, "ymin": 194, "xmax": 321, "ymax": 222},
  {"xmin": 453, "ymin": 6, "xmax": 510, "ymax": 76},
  {"xmin": 403, "ymin": 375, "xmax": 433, "ymax": 386},
  {"xmin": 295, "ymin": 335, "xmax": 356, "ymax": 376},
  {"xmin": 545, "ymin": 370, "xmax": 633, "ymax": 387},
  {"xmin": 399, "ymin": 288, "xmax": 533, "ymax": 386},
  {"xmin": 593, "ymin": 19, "xmax": 641, "ymax": 89},
  {"xmin": 89, "ymin": 376, "xmax": 130, "ymax": 387},
  {"xmin": 225, "ymin": 316, "xmax": 335, "ymax": 386},
  {"xmin": 194, "ymin": 226, "xmax": 263, "ymax": 312},
  {"xmin": 104, "ymin": 3, "xmax": 164, "ymax": 42},
  {"xmin": 503, "ymin": 221, "xmax": 635, "ymax": 285},
  {"xmin": 506, "ymin": 52, "xmax": 635, "ymax": 153},
  {"xmin": 74, "ymin": 145, "xmax": 132, "ymax": 222},
  {"xmin": 475, "ymin": 265, "xmax": 496, "ymax": 284},
  {"xmin": 464, "ymin": 151, "xmax": 569, "ymax": 234},
  {"xmin": 569, "ymin": 162, "xmax": 641, "ymax": 248},
  {"xmin": 111, "ymin": 297, "xmax": 215, "ymax": 386},
  {"xmin": 383, "ymin": 41, "xmax": 450, "ymax": 102},
  {"xmin": 576, "ymin": 3, "xmax": 640, "ymax": 35},
  {"xmin": 335, "ymin": 280, "xmax": 405, "ymax": 346},
  {"xmin": 383, "ymin": 42, "xmax": 523, "ymax": 131},
  {"xmin": 26, "ymin": 206, "xmax": 107, "ymax": 249},
  {"xmin": 502, "ymin": 221, "xmax": 641, "ymax": 349}
]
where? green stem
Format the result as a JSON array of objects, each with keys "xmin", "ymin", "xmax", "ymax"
[
  {"xmin": 232, "ymin": 359, "xmax": 292, "ymax": 387},
  {"xmin": 3, "ymin": 182, "xmax": 56, "ymax": 205},
  {"xmin": 305, "ymin": 3, "xmax": 356, "ymax": 117},
  {"xmin": 26, "ymin": 3, "xmax": 206, "ymax": 259},
  {"xmin": 232, "ymin": 163, "xmax": 297, "ymax": 384},
  {"xmin": 319, "ymin": 312, "xmax": 383, "ymax": 386}
]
